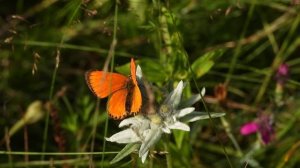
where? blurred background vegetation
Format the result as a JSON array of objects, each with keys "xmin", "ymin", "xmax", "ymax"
[{"xmin": 1, "ymin": 0, "xmax": 300, "ymax": 167}]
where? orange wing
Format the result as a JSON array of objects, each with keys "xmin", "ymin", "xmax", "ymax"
[
  {"xmin": 107, "ymin": 88, "xmax": 128, "ymax": 119},
  {"xmin": 130, "ymin": 58, "xmax": 138, "ymax": 86},
  {"xmin": 130, "ymin": 85, "xmax": 142, "ymax": 114},
  {"xmin": 85, "ymin": 71, "xmax": 127, "ymax": 98},
  {"xmin": 129, "ymin": 58, "xmax": 142, "ymax": 114}
]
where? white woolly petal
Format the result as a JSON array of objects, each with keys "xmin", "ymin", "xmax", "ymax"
[
  {"xmin": 119, "ymin": 115, "xmax": 147, "ymax": 128},
  {"xmin": 182, "ymin": 112, "xmax": 226, "ymax": 122},
  {"xmin": 139, "ymin": 125, "xmax": 162, "ymax": 158},
  {"xmin": 161, "ymin": 126, "xmax": 171, "ymax": 134},
  {"xmin": 201, "ymin": 87, "xmax": 206, "ymax": 97},
  {"xmin": 164, "ymin": 81, "xmax": 184, "ymax": 108},
  {"xmin": 136, "ymin": 65, "xmax": 143, "ymax": 79},
  {"xmin": 179, "ymin": 94, "xmax": 200, "ymax": 108},
  {"xmin": 119, "ymin": 117, "xmax": 139, "ymax": 128},
  {"xmin": 168, "ymin": 121, "xmax": 190, "ymax": 131},
  {"xmin": 179, "ymin": 87, "xmax": 205, "ymax": 108},
  {"xmin": 186, "ymin": 116, "xmax": 203, "ymax": 122},
  {"xmin": 106, "ymin": 129, "xmax": 140, "ymax": 143},
  {"xmin": 142, "ymin": 129, "xmax": 151, "ymax": 138},
  {"xmin": 141, "ymin": 150, "xmax": 149, "ymax": 163},
  {"xmin": 177, "ymin": 107, "xmax": 195, "ymax": 118}
]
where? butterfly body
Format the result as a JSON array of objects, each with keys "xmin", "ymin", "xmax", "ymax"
[{"xmin": 85, "ymin": 59, "xmax": 142, "ymax": 119}]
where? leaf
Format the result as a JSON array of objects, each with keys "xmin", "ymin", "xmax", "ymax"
[
  {"xmin": 178, "ymin": 88, "xmax": 205, "ymax": 108},
  {"xmin": 114, "ymin": 62, "xmax": 131, "ymax": 75},
  {"xmin": 82, "ymin": 96, "xmax": 95, "ymax": 122},
  {"xmin": 128, "ymin": 0, "xmax": 148, "ymax": 23},
  {"xmin": 62, "ymin": 114, "xmax": 78, "ymax": 133},
  {"xmin": 173, "ymin": 129, "xmax": 187, "ymax": 149},
  {"xmin": 116, "ymin": 58, "xmax": 169, "ymax": 83},
  {"xmin": 191, "ymin": 49, "xmax": 224, "ymax": 78},
  {"xmin": 110, "ymin": 143, "xmax": 140, "ymax": 164}
]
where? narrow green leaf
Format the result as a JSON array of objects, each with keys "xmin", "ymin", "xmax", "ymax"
[
  {"xmin": 115, "ymin": 58, "xmax": 169, "ymax": 82},
  {"xmin": 191, "ymin": 49, "xmax": 224, "ymax": 78},
  {"xmin": 173, "ymin": 129, "xmax": 186, "ymax": 149},
  {"xmin": 110, "ymin": 143, "xmax": 140, "ymax": 164},
  {"xmin": 128, "ymin": 0, "xmax": 148, "ymax": 23}
]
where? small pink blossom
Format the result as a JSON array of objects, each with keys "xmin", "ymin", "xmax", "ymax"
[
  {"xmin": 276, "ymin": 63, "xmax": 289, "ymax": 84},
  {"xmin": 240, "ymin": 114, "xmax": 274, "ymax": 144},
  {"xmin": 240, "ymin": 122, "xmax": 259, "ymax": 135}
]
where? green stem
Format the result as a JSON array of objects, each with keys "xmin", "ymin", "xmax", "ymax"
[
  {"xmin": 225, "ymin": 0, "xmax": 256, "ymax": 85},
  {"xmin": 40, "ymin": 64, "xmax": 58, "ymax": 161},
  {"xmin": 221, "ymin": 117, "xmax": 243, "ymax": 157},
  {"xmin": 255, "ymin": 13, "xmax": 300, "ymax": 104},
  {"xmin": 14, "ymin": 40, "xmax": 133, "ymax": 57},
  {"xmin": 40, "ymin": 0, "xmax": 82, "ymax": 164},
  {"xmin": 164, "ymin": 141, "xmax": 172, "ymax": 168},
  {"xmin": 100, "ymin": 1, "xmax": 119, "ymax": 167},
  {"xmin": 0, "ymin": 151, "xmax": 118, "ymax": 155},
  {"xmin": 165, "ymin": 3, "xmax": 235, "ymax": 167}
]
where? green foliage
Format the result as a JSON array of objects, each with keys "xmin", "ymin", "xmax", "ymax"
[
  {"xmin": 191, "ymin": 49, "xmax": 224, "ymax": 78},
  {"xmin": 1, "ymin": 0, "xmax": 300, "ymax": 167},
  {"xmin": 110, "ymin": 143, "xmax": 140, "ymax": 164}
]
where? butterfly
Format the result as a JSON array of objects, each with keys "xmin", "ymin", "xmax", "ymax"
[{"xmin": 85, "ymin": 58, "xmax": 142, "ymax": 119}]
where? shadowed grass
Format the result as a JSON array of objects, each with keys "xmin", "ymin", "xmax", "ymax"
[{"xmin": 1, "ymin": 0, "xmax": 300, "ymax": 167}]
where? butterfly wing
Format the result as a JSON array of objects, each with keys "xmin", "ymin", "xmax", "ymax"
[
  {"xmin": 85, "ymin": 71, "xmax": 127, "ymax": 98},
  {"xmin": 86, "ymin": 59, "xmax": 141, "ymax": 119},
  {"xmin": 129, "ymin": 58, "xmax": 142, "ymax": 114},
  {"xmin": 107, "ymin": 88, "xmax": 128, "ymax": 119},
  {"xmin": 130, "ymin": 86, "xmax": 142, "ymax": 114}
]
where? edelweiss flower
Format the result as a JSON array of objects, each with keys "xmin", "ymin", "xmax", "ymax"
[
  {"xmin": 159, "ymin": 81, "xmax": 206, "ymax": 133},
  {"xmin": 106, "ymin": 65, "xmax": 225, "ymax": 163}
]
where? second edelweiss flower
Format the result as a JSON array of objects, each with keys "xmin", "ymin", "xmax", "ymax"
[{"xmin": 159, "ymin": 81, "xmax": 206, "ymax": 133}]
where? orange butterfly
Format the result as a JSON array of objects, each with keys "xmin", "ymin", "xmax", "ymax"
[{"xmin": 85, "ymin": 58, "xmax": 142, "ymax": 119}]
